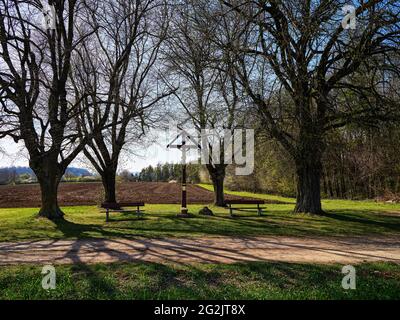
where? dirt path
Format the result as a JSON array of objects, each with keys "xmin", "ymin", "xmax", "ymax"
[{"xmin": 0, "ymin": 236, "xmax": 399, "ymax": 266}]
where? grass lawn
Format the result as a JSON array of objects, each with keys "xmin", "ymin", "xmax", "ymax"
[
  {"xmin": 0, "ymin": 186, "xmax": 399, "ymax": 242},
  {"xmin": 0, "ymin": 261, "xmax": 399, "ymax": 299}
]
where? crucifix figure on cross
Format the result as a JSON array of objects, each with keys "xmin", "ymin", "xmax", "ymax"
[{"xmin": 167, "ymin": 126, "xmax": 201, "ymax": 217}]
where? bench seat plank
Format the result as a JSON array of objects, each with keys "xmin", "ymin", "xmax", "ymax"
[
  {"xmin": 225, "ymin": 199, "xmax": 265, "ymax": 217},
  {"xmin": 100, "ymin": 210, "xmax": 145, "ymax": 213},
  {"xmin": 230, "ymin": 207, "xmax": 266, "ymax": 211},
  {"xmin": 101, "ymin": 202, "xmax": 145, "ymax": 209},
  {"xmin": 225, "ymin": 199, "xmax": 265, "ymax": 205},
  {"xmin": 101, "ymin": 202, "xmax": 145, "ymax": 221}
]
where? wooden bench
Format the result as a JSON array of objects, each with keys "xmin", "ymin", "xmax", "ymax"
[
  {"xmin": 225, "ymin": 199, "xmax": 265, "ymax": 217},
  {"xmin": 101, "ymin": 202, "xmax": 145, "ymax": 222}
]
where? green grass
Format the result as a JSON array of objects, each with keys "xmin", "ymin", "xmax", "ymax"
[
  {"xmin": 0, "ymin": 261, "xmax": 399, "ymax": 300},
  {"xmin": 199, "ymin": 183, "xmax": 400, "ymax": 212},
  {"xmin": 199, "ymin": 184, "xmax": 298, "ymax": 204},
  {"xmin": 0, "ymin": 192, "xmax": 400, "ymax": 242}
]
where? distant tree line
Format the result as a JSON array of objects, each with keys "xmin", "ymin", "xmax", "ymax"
[
  {"xmin": 133, "ymin": 163, "xmax": 201, "ymax": 184},
  {"xmin": 0, "ymin": 167, "xmax": 93, "ymax": 185},
  {"xmin": 322, "ymin": 124, "xmax": 400, "ymax": 200},
  {"xmin": 225, "ymin": 121, "xmax": 400, "ymax": 201},
  {"xmin": 0, "ymin": 168, "xmax": 17, "ymax": 185}
]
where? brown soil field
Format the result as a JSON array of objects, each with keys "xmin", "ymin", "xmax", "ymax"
[{"xmin": 0, "ymin": 182, "xmax": 270, "ymax": 208}]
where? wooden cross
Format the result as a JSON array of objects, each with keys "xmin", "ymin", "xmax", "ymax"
[{"xmin": 167, "ymin": 127, "xmax": 201, "ymax": 217}]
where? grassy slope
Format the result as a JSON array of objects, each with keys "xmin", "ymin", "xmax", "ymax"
[
  {"xmin": 198, "ymin": 184, "xmax": 298, "ymax": 204},
  {"xmin": 0, "ymin": 261, "xmax": 399, "ymax": 300},
  {"xmin": 198, "ymin": 183, "xmax": 400, "ymax": 211},
  {"xmin": 0, "ymin": 186, "xmax": 400, "ymax": 241}
]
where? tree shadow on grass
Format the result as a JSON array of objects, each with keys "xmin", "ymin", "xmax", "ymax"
[
  {"xmin": 53, "ymin": 218, "xmax": 138, "ymax": 239},
  {"xmin": 323, "ymin": 210, "xmax": 400, "ymax": 233},
  {"xmin": 63, "ymin": 260, "xmax": 400, "ymax": 299},
  {"xmin": 49, "ymin": 220, "xmax": 275, "ymax": 298},
  {"xmin": 53, "ymin": 219, "xmax": 137, "ymax": 299},
  {"xmin": 51, "ymin": 207, "xmax": 400, "ymax": 242}
]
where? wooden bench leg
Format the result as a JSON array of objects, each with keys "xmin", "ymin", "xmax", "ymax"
[
  {"xmin": 258, "ymin": 204, "xmax": 262, "ymax": 216},
  {"xmin": 106, "ymin": 209, "xmax": 109, "ymax": 222},
  {"xmin": 229, "ymin": 204, "xmax": 233, "ymax": 217}
]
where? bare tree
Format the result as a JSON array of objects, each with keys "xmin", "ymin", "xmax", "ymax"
[
  {"xmin": 219, "ymin": 0, "xmax": 400, "ymax": 213},
  {"xmin": 72, "ymin": 0, "xmax": 172, "ymax": 205},
  {"xmin": 0, "ymin": 0, "xmax": 98, "ymax": 219},
  {"xmin": 162, "ymin": 0, "xmax": 244, "ymax": 206}
]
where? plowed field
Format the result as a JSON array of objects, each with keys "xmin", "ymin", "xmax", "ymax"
[{"xmin": 0, "ymin": 182, "xmax": 265, "ymax": 208}]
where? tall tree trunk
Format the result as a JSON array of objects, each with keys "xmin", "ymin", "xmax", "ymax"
[
  {"xmin": 207, "ymin": 165, "xmax": 226, "ymax": 207},
  {"xmin": 294, "ymin": 159, "xmax": 323, "ymax": 214},
  {"xmin": 34, "ymin": 162, "xmax": 64, "ymax": 220},
  {"xmin": 212, "ymin": 175, "xmax": 225, "ymax": 206},
  {"xmin": 101, "ymin": 168, "xmax": 117, "ymax": 204},
  {"xmin": 294, "ymin": 135, "xmax": 325, "ymax": 215}
]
